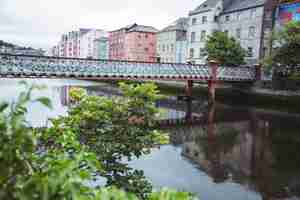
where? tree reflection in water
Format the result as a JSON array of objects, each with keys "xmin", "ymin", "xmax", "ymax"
[{"xmin": 166, "ymin": 103, "xmax": 300, "ymax": 200}]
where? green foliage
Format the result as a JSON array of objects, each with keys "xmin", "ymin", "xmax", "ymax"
[
  {"xmin": 264, "ymin": 22, "xmax": 300, "ymax": 76},
  {"xmin": 40, "ymin": 82, "xmax": 162, "ymax": 198},
  {"xmin": 151, "ymin": 130, "xmax": 170, "ymax": 145},
  {"xmin": 69, "ymin": 87, "xmax": 87, "ymax": 102},
  {"xmin": 0, "ymin": 82, "xmax": 199, "ymax": 200},
  {"xmin": 205, "ymin": 31, "xmax": 246, "ymax": 66},
  {"xmin": 149, "ymin": 189, "xmax": 197, "ymax": 200}
]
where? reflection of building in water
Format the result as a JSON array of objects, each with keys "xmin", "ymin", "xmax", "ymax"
[
  {"xmin": 60, "ymin": 86, "xmax": 70, "ymax": 106},
  {"xmin": 167, "ymin": 107, "xmax": 300, "ymax": 200}
]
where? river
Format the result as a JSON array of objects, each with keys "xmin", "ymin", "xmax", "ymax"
[{"xmin": 1, "ymin": 78, "xmax": 300, "ymax": 200}]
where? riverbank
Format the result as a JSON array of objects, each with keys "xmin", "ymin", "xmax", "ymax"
[
  {"xmin": 85, "ymin": 79, "xmax": 300, "ymax": 113},
  {"xmin": 155, "ymin": 81, "xmax": 300, "ymax": 113}
]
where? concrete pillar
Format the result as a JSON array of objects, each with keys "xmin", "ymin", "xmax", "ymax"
[{"xmin": 208, "ymin": 60, "xmax": 218, "ymax": 105}]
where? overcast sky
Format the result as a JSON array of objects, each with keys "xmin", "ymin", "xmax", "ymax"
[{"xmin": 0, "ymin": 0, "xmax": 205, "ymax": 50}]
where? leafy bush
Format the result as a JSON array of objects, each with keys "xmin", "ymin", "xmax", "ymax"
[{"xmin": 0, "ymin": 82, "xmax": 198, "ymax": 200}]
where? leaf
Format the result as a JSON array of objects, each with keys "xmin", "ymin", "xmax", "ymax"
[
  {"xmin": 35, "ymin": 97, "xmax": 53, "ymax": 109},
  {"xmin": 0, "ymin": 102, "xmax": 8, "ymax": 113}
]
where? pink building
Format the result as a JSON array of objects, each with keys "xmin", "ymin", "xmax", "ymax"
[{"xmin": 109, "ymin": 24, "xmax": 158, "ymax": 62}]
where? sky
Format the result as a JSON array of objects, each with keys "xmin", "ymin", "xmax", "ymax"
[{"xmin": 0, "ymin": 0, "xmax": 205, "ymax": 50}]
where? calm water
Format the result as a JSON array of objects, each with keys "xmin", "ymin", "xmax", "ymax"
[{"xmin": 1, "ymin": 78, "xmax": 300, "ymax": 200}]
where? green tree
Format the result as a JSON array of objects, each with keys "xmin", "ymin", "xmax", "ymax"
[
  {"xmin": 0, "ymin": 82, "xmax": 198, "ymax": 200},
  {"xmin": 268, "ymin": 22, "xmax": 300, "ymax": 77},
  {"xmin": 39, "ymin": 83, "xmax": 163, "ymax": 198},
  {"xmin": 204, "ymin": 31, "xmax": 246, "ymax": 66}
]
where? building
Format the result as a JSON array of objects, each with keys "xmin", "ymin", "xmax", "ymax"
[
  {"xmin": 187, "ymin": 0, "xmax": 223, "ymax": 64},
  {"xmin": 79, "ymin": 29, "xmax": 107, "ymax": 59},
  {"xmin": 109, "ymin": 23, "xmax": 158, "ymax": 62},
  {"xmin": 157, "ymin": 18, "xmax": 189, "ymax": 63},
  {"xmin": 260, "ymin": 0, "xmax": 279, "ymax": 58},
  {"xmin": 94, "ymin": 37, "xmax": 109, "ymax": 59},
  {"xmin": 52, "ymin": 28, "xmax": 108, "ymax": 59},
  {"xmin": 187, "ymin": 0, "xmax": 266, "ymax": 64},
  {"xmin": 219, "ymin": 0, "xmax": 266, "ymax": 64},
  {"xmin": 50, "ymin": 45, "xmax": 60, "ymax": 57}
]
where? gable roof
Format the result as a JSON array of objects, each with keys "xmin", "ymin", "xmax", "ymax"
[
  {"xmin": 127, "ymin": 24, "xmax": 158, "ymax": 33},
  {"xmin": 159, "ymin": 17, "xmax": 189, "ymax": 33},
  {"xmin": 111, "ymin": 23, "xmax": 158, "ymax": 33},
  {"xmin": 222, "ymin": 0, "xmax": 266, "ymax": 14},
  {"xmin": 189, "ymin": 0, "xmax": 221, "ymax": 16}
]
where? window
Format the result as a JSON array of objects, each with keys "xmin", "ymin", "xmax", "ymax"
[
  {"xmin": 199, "ymin": 48, "xmax": 205, "ymax": 57},
  {"xmin": 192, "ymin": 18, "xmax": 197, "ymax": 25},
  {"xmin": 191, "ymin": 32, "xmax": 196, "ymax": 42},
  {"xmin": 237, "ymin": 12, "xmax": 241, "ymax": 20},
  {"xmin": 144, "ymin": 47, "xmax": 149, "ymax": 52},
  {"xmin": 248, "ymin": 26, "xmax": 255, "ymax": 38},
  {"xmin": 236, "ymin": 28, "xmax": 241, "ymax": 39},
  {"xmin": 202, "ymin": 16, "xmax": 207, "ymax": 24},
  {"xmin": 214, "ymin": 16, "xmax": 218, "ymax": 22},
  {"xmin": 171, "ymin": 44, "xmax": 174, "ymax": 52},
  {"xmin": 190, "ymin": 48, "xmax": 194, "ymax": 58},
  {"xmin": 200, "ymin": 31, "xmax": 206, "ymax": 41},
  {"xmin": 145, "ymin": 34, "xmax": 148, "ymax": 38},
  {"xmin": 250, "ymin": 8, "xmax": 256, "ymax": 18},
  {"xmin": 225, "ymin": 15, "xmax": 230, "ymax": 22},
  {"xmin": 162, "ymin": 44, "xmax": 165, "ymax": 52},
  {"xmin": 247, "ymin": 47, "xmax": 253, "ymax": 57}
]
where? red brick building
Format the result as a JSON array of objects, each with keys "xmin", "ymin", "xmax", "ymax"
[{"xmin": 109, "ymin": 24, "xmax": 158, "ymax": 62}]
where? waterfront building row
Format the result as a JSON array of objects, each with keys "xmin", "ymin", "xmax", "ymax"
[{"xmin": 50, "ymin": 0, "xmax": 300, "ymax": 64}]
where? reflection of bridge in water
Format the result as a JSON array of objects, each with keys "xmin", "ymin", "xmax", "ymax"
[
  {"xmin": 166, "ymin": 104, "xmax": 300, "ymax": 200},
  {"xmin": 59, "ymin": 84, "xmax": 300, "ymax": 199}
]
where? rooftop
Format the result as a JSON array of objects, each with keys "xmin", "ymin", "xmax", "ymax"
[
  {"xmin": 111, "ymin": 23, "xmax": 158, "ymax": 33},
  {"xmin": 159, "ymin": 17, "xmax": 189, "ymax": 33},
  {"xmin": 222, "ymin": 0, "xmax": 266, "ymax": 13},
  {"xmin": 189, "ymin": 0, "xmax": 221, "ymax": 16}
]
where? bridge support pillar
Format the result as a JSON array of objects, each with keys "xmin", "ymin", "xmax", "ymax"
[
  {"xmin": 255, "ymin": 64, "xmax": 262, "ymax": 81},
  {"xmin": 208, "ymin": 60, "xmax": 218, "ymax": 105},
  {"xmin": 185, "ymin": 80, "xmax": 193, "ymax": 122}
]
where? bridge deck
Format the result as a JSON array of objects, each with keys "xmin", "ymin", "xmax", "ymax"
[{"xmin": 0, "ymin": 54, "xmax": 256, "ymax": 81}]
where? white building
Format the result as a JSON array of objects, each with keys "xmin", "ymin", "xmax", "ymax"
[
  {"xmin": 187, "ymin": 0, "xmax": 266, "ymax": 64},
  {"xmin": 79, "ymin": 29, "xmax": 108, "ymax": 59},
  {"xmin": 157, "ymin": 18, "xmax": 188, "ymax": 63},
  {"xmin": 51, "ymin": 28, "xmax": 108, "ymax": 59}
]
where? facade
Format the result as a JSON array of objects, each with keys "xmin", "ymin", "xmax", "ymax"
[
  {"xmin": 79, "ymin": 29, "xmax": 107, "ymax": 59},
  {"xmin": 187, "ymin": 0, "xmax": 266, "ymax": 64},
  {"xmin": 52, "ymin": 28, "xmax": 108, "ymax": 59},
  {"xmin": 94, "ymin": 37, "xmax": 109, "ymax": 59},
  {"xmin": 109, "ymin": 24, "xmax": 158, "ymax": 62},
  {"xmin": 219, "ymin": 0, "xmax": 266, "ymax": 64},
  {"xmin": 157, "ymin": 18, "xmax": 188, "ymax": 63},
  {"xmin": 187, "ymin": 0, "xmax": 223, "ymax": 64},
  {"xmin": 260, "ymin": 0, "xmax": 279, "ymax": 58}
]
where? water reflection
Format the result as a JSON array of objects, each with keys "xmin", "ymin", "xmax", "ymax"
[
  {"xmin": 1, "ymin": 79, "xmax": 300, "ymax": 200},
  {"xmin": 167, "ymin": 104, "xmax": 300, "ymax": 200}
]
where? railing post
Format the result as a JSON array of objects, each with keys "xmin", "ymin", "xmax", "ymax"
[
  {"xmin": 208, "ymin": 60, "xmax": 218, "ymax": 105},
  {"xmin": 185, "ymin": 80, "xmax": 193, "ymax": 122},
  {"xmin": 254, "ymin": 64, "xmax": 262, "ymax": 81}
]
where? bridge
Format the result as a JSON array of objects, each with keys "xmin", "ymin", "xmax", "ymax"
[{"xmin": 0, "ymin": 53, "xmax": 261, "ymax": 103}]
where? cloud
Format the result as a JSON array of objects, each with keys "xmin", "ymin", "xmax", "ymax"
[{"xmin": 0, "ymin": 0, "xmax": 204, "ymax": 49}]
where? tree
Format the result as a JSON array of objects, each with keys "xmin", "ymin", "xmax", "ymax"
[
  {"xmin": 0, "ymin": 82, "xmax": 197, "ymax": 200},
  {"xmin": 268, "ymin": 22, "xmax": 300, "ymax": 76},
  {"xmin": 204, "ymin": 31, "xmax": 246, "ymax": 66}
]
